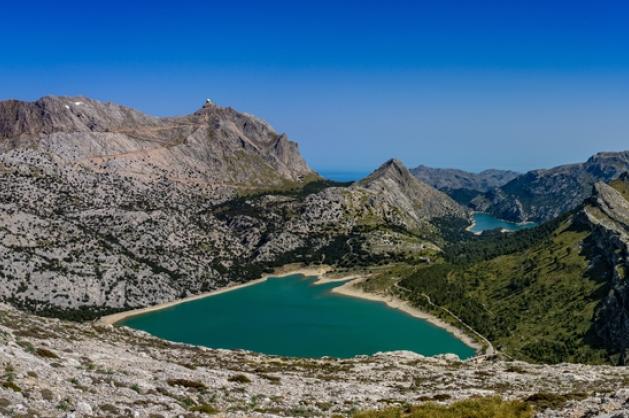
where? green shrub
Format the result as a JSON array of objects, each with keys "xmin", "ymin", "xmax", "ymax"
[
  {"xmin": 166, "ymin": 378, "xmax": 207, "ymax": 390},
  {"xmin": 353, "ymin": 396, "xmax": 533, "ymax": 418},
  {"xmin": 35, "ymin": 347, "xmax": 59, "ymax": 359},
  {"xmin": 228, "ymin": 374, "xmax": 251, "ymax": 384}
]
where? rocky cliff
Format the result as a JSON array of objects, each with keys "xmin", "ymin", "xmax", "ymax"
[
  {"xmin": 471, "ymin": 151, "xmax": 629, "ymax": 222},
  {"xmin": 582, "ymin": 174, "xmax": 629, "ymax": 363}
]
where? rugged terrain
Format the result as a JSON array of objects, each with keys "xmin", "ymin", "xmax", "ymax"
[
  {"xmin": 411, "ymin": 165, "xmax": 519, "ymax": 205},
  {"xmin": 0, "ymin": 96, "xmax": 312, "ymax": 190},
  {"xmin": 470, "ymin": 151, "xmax": 629, "ymax": 222},
  {"xmin": 1, "ymin": 96, "xmax": 629, "ymax": 417},
  {"xmin": 0, "ymin": 97, "xmax": 466, "ymax": 318},
  {"xmin": 363, "ymin": 174, "xmax": 629, "ymax": 365},
  {"xmin": 1, "ymin": 304, "xmax": 629, "ymax": 417}
]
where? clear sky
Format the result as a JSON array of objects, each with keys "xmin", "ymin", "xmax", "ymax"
[{"xmin": 1, "ymin": 0, "xmax": 628, "ymax": 173}]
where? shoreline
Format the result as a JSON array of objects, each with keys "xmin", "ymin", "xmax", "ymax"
[
  {"xmin": 96, "ymin": 265, "xmax": 331, "ymax": 326},
  {"xmin": 327, "ymin": 277, "xmax": 483, "ymax": 354},
  {"xmin": 466, "ymin": 212, "xmax": 537, "ymax": 235},
  {"xmin": 97, "ymin": 264, "xmax": 482, "ymax": 355}
]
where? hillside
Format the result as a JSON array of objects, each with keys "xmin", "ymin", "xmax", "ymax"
[
  {"xmin": 375, "ymin": 175, "xmax": 629, "ymax": 364},
  {"xmin": 0, "ymin": 98, "xmax": 467, "ymax": 318},
  {"xmin": 1, "ymin": 303, "xmax": 628, "ymax": 417},
  {"xmin": 471, "ymin": 151, "xmax": 629, "ymax": 222}
]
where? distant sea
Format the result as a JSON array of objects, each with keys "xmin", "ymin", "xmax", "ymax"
[{"xmin": 317, "ymin": 170, "xmax": 370, "ymax": 182}]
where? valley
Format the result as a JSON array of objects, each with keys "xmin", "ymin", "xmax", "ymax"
[{"xmin": 0, "ymin": 96, "xmax": 627, "ymax": 417}]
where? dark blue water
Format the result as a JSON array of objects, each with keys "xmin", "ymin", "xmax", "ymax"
[{"xmin": 120, "ymin": 275, "xmax": 475, "ymax": 359}]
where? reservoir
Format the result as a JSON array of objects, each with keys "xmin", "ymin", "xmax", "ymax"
[
  {"xmin": 469, "ymin": 212, "xmax": 537, "ymax": 234},
  {"xmin": 119, "ymin": 275, "xmax": 476, "ymax": 359}
]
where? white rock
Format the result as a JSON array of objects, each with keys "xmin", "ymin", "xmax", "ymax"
[{"xmin": 76, "ymin": 401, "xmax": 92, "ymax": 415}]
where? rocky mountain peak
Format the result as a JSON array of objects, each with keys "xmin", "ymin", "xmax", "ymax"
[
  {"xmin": 359, "ymin": 158, "xmax": 413, "ymax": 185},
  {"xmin": 355, "ymin": 158, "xmax": 468, "ymax": 221},
  {"xmin": 0, "ymin": 96, "xmax": 314, "ymax": 188},
  {"xmin": 585, "ymin": 150, "xmax": 629, "ymax": 180}
]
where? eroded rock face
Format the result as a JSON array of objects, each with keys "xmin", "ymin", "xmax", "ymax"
[
  {"xmin": 0, "ymin": 304, "xmax": 628, "ymax": 417},
  {"xmin": 583, "ymin": 179, "xmax": 629, "ymax": 363}
]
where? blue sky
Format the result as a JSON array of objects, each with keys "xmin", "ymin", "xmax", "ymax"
[{"xmin": 1, "ymin": 1, "xmax": 628, "ymax": 173}]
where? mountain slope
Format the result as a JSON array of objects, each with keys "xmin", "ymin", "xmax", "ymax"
[
  {"xmin": 0, "ymin": 96, "xmax": 313, "ymax": 190},
  {"xmin": 357, "ymin": 159, "xmax": 468, "ymax": 223},
  {"xmin": 472, "ymin": 151, "xmax": 629, "ymax": 222},
  {"xmin": 0, "ymin": 98, "xmax": 467, "ymax": 316},
  {"xmin": 390, "ymin": 175, "xmax": 629, "ymax": 364}
]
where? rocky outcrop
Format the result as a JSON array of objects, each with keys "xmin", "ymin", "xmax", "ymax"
[
  {"xmin": 356, "ymin": 159, "xmax": 468, "ymax": 224},
  {"xmin": 582, "ymin": 177, "xmax": 629, "ymax": 363},
  {"xmin": 0, "ymin": 304, "xmax": 628, "ymax": 417},
  {"xmin": 411, "ymin": 165, "xmax": 519, "ymax": 192},
  {"xmin": 471, "ymin": 151, "xmax": 629, "ymax": 222}
]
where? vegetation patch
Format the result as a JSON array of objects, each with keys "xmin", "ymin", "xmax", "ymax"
[
  {"xmin": 400, "ymin": 216, "xmax": 613, "ymax": 364},
  {"xmin": 166, "ymin": 378, "xmax": 207, "ymax": 390},
  {"xmin": 353, "ymin": 396, "xmax": 533, "ymax": 418},
  {"xmin": 524, "ymin": 392, "xmax": 588, "ymax": 410},
  {"xmin": 228, "ymin": 374, "xmax": 252, "ymax": 384},
  {"xmin": 189, "ymin": 403, "xmax": 219, "ymax": 414},
  {"xmin": 35, "ymin": 347, "xmax": 59, "ymax": 359}
]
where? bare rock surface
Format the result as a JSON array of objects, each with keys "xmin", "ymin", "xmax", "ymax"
[
  {"xmin": 0, "ymin": 98, "xmax": 467, "ymax": 315},
  {"xmin": 0, "ymin": 304, "xmax": 628, "ymax": 417}
]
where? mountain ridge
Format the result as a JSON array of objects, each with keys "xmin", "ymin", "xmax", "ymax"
[
  {"xmin": 411, "ymin": 164, "xmax": 519, "ymax": 192},
  {"xmin": 471, "ymin": 150, "xmax": 629, "ymax": 222},
  {"xmin": 0, "ymin": 96, "xmax": 314, "ymax": 191}
]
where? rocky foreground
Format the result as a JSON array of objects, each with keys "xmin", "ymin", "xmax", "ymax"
[{"xmin": 0, "ymin": 304, "xmax": 628, "ymax": 418}]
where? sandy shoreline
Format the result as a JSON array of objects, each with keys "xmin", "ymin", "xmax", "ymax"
[
  {"xmin": 98, "ymin": 264, "xmax": 481, "ymax": 355},
  {"xmin": 96, "ymin": 265, "xmax": 331, "ymax": 325},
  {"xmin": 328, "ymin": 278, "xmax": 483, "ymax": 353}
]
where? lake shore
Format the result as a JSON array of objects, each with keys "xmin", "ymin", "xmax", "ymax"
[
  {"xmin": 98, "ymin": 264, "xmax": 481, "ymax": 355},
  {"xmin": 96, "ymin": 264, "xmax": 331, "ymax": 326},
  {"xmin": 324, "ymin": 277, "xmax": 483, "ymax": 354}
]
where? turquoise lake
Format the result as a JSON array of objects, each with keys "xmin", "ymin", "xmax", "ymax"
[
  {"xmin": 469, "ymin": 212, "xmax": 537, "ymax": 234},
  {"xmin": 120, "ymin": 275, "xmax": 476, "ymax": 359}
]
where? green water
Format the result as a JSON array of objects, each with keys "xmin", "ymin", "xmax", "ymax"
[
  {"xmin": 120, "ymin": 275, "xmax": 476, "ymax": 359},
  {"xmin": 469, "ymin": 212, "xmax": 537, "ymax": 234}
]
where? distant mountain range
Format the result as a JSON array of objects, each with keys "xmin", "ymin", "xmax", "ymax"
[
  {"xmin": 411, "ymin": 165, "xmax": 519, "ymax": 193},
  {"xmin": 413, "ymin": 151, "xmax": 629, "ymax": 222}
]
